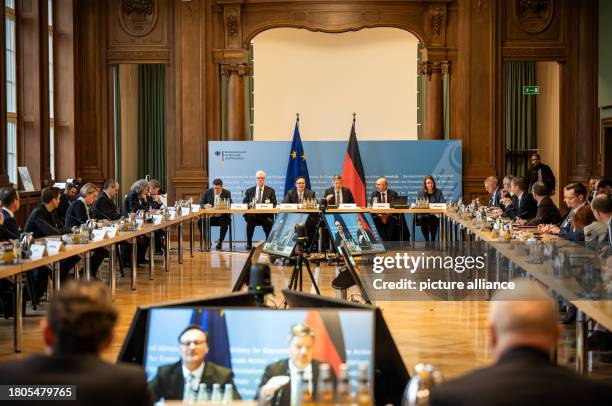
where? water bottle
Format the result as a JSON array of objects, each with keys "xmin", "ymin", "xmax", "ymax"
[
  {"xmin": 211, "ymin": 383, "xmax": 222, "ymax": 403},
  {"xmin": 222, "ymin": 383, "xmax": 233, "ymax": 404},
  {"xmin": 197, "ymin": 383, "xmax": 208, "ymax": 403}
]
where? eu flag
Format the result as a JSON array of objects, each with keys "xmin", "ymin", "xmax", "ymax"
[
  {"xmin": 190, "ymin": 309, "xmax": 232, "ymax": 368},
  {"xmin": 284, "ymin": 117, "xmax": 311, "ymax": 196}
]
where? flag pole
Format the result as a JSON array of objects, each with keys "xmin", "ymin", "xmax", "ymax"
[
  {"xmin": 353, "ymin": 112, "xmax": 356, "ymax": 124},
  {"xmin": 296, "ymin": 112, "xmax": 300, "ymax": 128}
]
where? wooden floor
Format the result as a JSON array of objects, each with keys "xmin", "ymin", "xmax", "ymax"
[{"xmin": 0, "ymin": 245, "xmax": 610, "ymax": 380}]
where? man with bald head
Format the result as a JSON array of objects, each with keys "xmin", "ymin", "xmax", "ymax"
[
  {"xmin": 430, "ymin": 280, "xmax": 612, "ymax": 406},
  {"xmin": 148, "ymin": 325, "xmax": 240, "ymax": 402},
  {"xmin": 370, "ymin": 177, "xmax": 402, "ymax": 241},
  {"xmin": 243, "ymin": 170, "xmax": 277, "ymax": 249}
]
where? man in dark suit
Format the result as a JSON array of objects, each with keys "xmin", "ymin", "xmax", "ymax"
[
  {"xmin": 526, "ymin": 153, "xmax": 556, "ymax": 195},
  {"xmin": 258, "ymin": 324, "xmax": 337, "ymax": 406},
  {"xmin": 283, "ymin": 176, "xmax": 316, "ymax": 204},
  {"xmin": 429, "ymin": 279, "xmax": 612, "ymax": 406},
  {"xmin": 484, "ymin": 176, "xmax": 502, "ymax": 207},
  {"xmin": 243, "ymin": 170, "xmax": 277, "ymax": 249},
  {"xmin": 502, "ymin": 176, "xmax": 537, "ymax": 221},
  {"xmin": 148, "ymin": 325, "xmax": 240, "ymax": 402},
  {"xmin": 588, "ymin": 176, "xmax": 601, "ymax": 203},
  {"xmin": 591, "ymin": 193, "xmax": 612, "ymax": 245},
  {"xmin": 516, "ymin": 182, "xmax": 562, "ymax": 226},
  {"xmin": 324, "ymin": 175, "xmax": 355, "ymax": 206},
  {"xmin": 25, "ymin": 186, "xmax": 80, "ymax": 280},
  {"xmin": 370, "ymin": 177, "xmax": 401, "ymax": 241},
  {"xmin": 0, "ymin": 187, "xmax": 21, "ymax": 240},
  {"xmin": 0, "ymin": 280, "xmax": 152, "ymax": 406},
  {"xmin": 538, "ymin": 182, "xmax": 588, "ymax": 241},
  {"xmin": 200, "ymin": 178, "xmax": 232, "ymax": 250},
  {"xmin": 93, "ymin": 179, "xmax": 122, "ymax": 221},
  {"xmin": 57, "ymin": 182, "xmax": 78, "ymax": 224}
]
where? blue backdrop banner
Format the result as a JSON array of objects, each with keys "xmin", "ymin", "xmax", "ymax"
[{"xmin": 208, "ymin": 140, "xmax": 462, "ymax": 241}]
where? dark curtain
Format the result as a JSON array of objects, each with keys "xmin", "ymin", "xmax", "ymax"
[
  {"xmin": 505, "ymin": 61, "xmax": 537, "ymax": 176},
  {"xmin": 138, "ymin": 64, "xmax": 166, "ymax": 190}
]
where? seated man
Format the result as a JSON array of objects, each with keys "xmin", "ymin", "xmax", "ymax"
[
  {"xmin": 259, "ymin": 324, "xmax": 336, "ymax": 406},
  {"xmin": 502, "ymin": 176, "xmax": 537, "ymax": 221},
  {"xmin": 430, "ymin": 279, "xmax": 612, "ymax": 406},
  {"xmin": 538, "ymin": 182, "xmax": 589, "ymax": 241},
  {"xmin": 65, "ymin": 183, "xmax": 109, "ymax": 279},
  {"xmin": 516, "ymin": 182, "xmax": 562, "ymax": 226},
  {"xmin": 370, "ymin": 177, "xmax": 402, "ymax": 241},
  {"xmin": 596, "ymin": 178, "xmax": 612, "ymax": 196},
  {"xmin": 0, "ymin": 280, "xmax": 152, "ymax": 406},
  {"xmin": 592, "ymin": 193, "xmax": 612, "ymax": 246},
  {"xmin": 484, "ymin": 176, "xmax": 502, "ymax": 207},
  {"xmin": 588, "ymin": 176, "xmax": 601, "ymax": 203},
  {"xmin": 283, "ymin": 176, "xmax": 315, "ymax": 204},
  {"xmin": 93, "ymin": 178, "xmax": 123, "ymax": 221},
  {"xmin": 200, "ymin": 178, "xmax": 232, "ymax": 250},
  {"xmin": 148, "ymin": 325, "xmax": 240, "ymax": 402},
  {"xmin": 243, "ymin": 170, "xmax": 277, "ymax": 249},
  {"xmin": 324, "ymin": 175, "xmax": 355, "ymax": 206},
  {"xmin": 57, "ymin": 182, "xmax": 78, "ymax": 224},
  {"xmin": 0, "ymin": 187, "xmax": 21, "ymax": 240},
  {"xmin": 25, "ymin": 186, "xmax": 80, "ymax": 280}
]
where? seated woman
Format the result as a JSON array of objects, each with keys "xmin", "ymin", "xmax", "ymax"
[
  {"xmin": 122, "ymin": 179, "xmax": 151, "ymax": 266},
  {"xmin": 417, "ymin": 175, "xmax": 445, "ymax": 242}
]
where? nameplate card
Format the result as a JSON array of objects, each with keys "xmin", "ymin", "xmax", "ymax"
[
  {"xmin": 168, "ymin": 210, "xmax": 177, "ymax": 220},
  {"xmin": 180, "ymin": 207, "xmax": 191, "ymax": 216},
  {"xmin": 230, "ymin": 203, "xmax": 248, "ymax": 210},
  {"xmin": 191, "ymin": 204, "xmax": 200, "ymax": 213},
  {"xmin": 255, "ymin": 204, "xmax": 274, "ymax": 210},
  {"xmin": 46, "ymin": 240, "xmax": 63, "ymax": 256},
  {"xmin": 30, "ymin": 244, "xmax": 46, "ymax": 260},
  {"xmin": 279, "ymin": 203, "xmax": 299, "ymax": 210},
  {"xmin": 103, "ymin": 227, "xmax": 118, "ymax": 238},
  {"xmin": 91, "ymin": 229, "xmax": 106, "ymax": 242},
  {"xmin": 338, "ymin": 203, "xmax": 357, "ymax": 209},
  {"xmin": 430, "ymin": 203, "xmax": 448, "ymax": 210},
  {"xmin": 135, "ymin": 219, "xmax": 144, "ymax": 229},
  {"xmin": 373, "ymin": 203, "xmax": 390, "ymax": 209},
  {"xmin": 152, "ymin": 214, "xmax": 163, "ymax": 225}
]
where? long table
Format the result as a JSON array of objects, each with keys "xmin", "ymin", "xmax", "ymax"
[{"xmin": 441, "ymin": 210, "xmax": 612, "ymax": 373}]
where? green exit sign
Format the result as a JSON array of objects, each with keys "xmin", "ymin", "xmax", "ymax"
[{"xmin": 523, "ymin": 86, "xmax": 540, "ymax": 95}]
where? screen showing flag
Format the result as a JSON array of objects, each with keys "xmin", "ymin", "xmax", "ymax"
[
  {"xmin": 145, "ymin": 307, "xmax": 374, "ymax": 402},
  {"xmin": 325, "ymin": 212, "xmax": 386, "ymax": 255}
]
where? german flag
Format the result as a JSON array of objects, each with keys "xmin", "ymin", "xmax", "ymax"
[
  {"xmin": 304, "ymin": 310, "xmax": 346, "ymax": 377},
  {"xmin": 341, "ymin": 117, "xmax": 366, "ymax": 207}
]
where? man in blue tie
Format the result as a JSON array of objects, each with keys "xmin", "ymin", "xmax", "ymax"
[
  {"xmin": 243, "ymin": 171, "xmax": 277, "ymax": 249},
  {"xmin": 484, "ymin": 176, "xmax": 502, "ymax": 207}
]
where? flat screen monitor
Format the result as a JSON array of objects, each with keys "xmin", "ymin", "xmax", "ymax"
[
  {"xmin": 324, "ymin": 212, "xmax": 386, "ymax": 255},
  {"xmin": 231, "ymin": 241, "xmax": 264, "ymax": 292},
  {"xmin": 144, "ymin": 307, "xmax": 375, "ymax": 403},
  {"xmin": 262, "ymin": 212, "xmax": 311, "ymax": 257}
]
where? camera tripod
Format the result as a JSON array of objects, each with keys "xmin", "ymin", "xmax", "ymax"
[{"xmin": 288, "ymin": 237, "xmax": 321, "ymax": 294}]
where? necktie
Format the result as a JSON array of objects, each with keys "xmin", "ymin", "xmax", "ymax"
[
  {"xmin": 299, "ymin": 193, "xmax": 303, "ymax": 204},
  {"xmin": 336, "ymin": 191, "xmax": 341, "ymax": 205},
  {"xmin": 292, "ymin": 370, "xmax": 304, "ymax": 406},
  {"xmin": 381, "ymin": 193, "xmax": 386, "ymax": 203},
  {"xmin": 257, "ymin": 188, "xmax": 262, "ymax": 203}
]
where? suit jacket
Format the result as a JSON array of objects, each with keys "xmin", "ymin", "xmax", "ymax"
[
  {"xmin": 323, "ymin": 187, "xmax": 355, "ymax": 205},
  {"xmin": 430, "ymin": 347, "xmax": 612, "ymax": 406},
  {"xmin": 525, "ymin": 197, "xmax": 563, "ymax": 226},
  {"xmin": 370, "ymin": 189, "xmax": 399, "ymax": 205},
  {"xmin": 527, "ymin": 163, "xmax": 556, "ymax": 193},
  {"xmin": 123, "ymin": 191, "xmax": 148, "ymax": 215},
  {"xmin": 417, "ymin": 189, "xmax": 446, "ymax": 204},
  {"xmin": 243, "ymin": 185, "xmax": 277, "ymax": 206},
  {"xmin": 148, "ymin": 360, "xmax": 240, "ymax": 402},
  {"xmin": 57, "ymin": 193, "xmax": 72, "ymax": 222},
  {"xmin": 0, "ymin": 208, "xmax": 21, "ymax": 241},
  {"xmin": 93, "ymin": 191, "xmax": 122, "ymax": 221},
  {"xmin": 557, "ymin": 203, "xmax": 589, "ymax": 241},
  {"xmin": 65, "ymin": 198, "xmax": 90, "ymax": 229},
  {"xmin": 503, "ymin": 192, "xmax": 537, "ymax": 220},
  {"xmin": 283, "ymin": 188, "xmax": 316, "ymax": 204},
  {"xmin": 25, "ymin": 204, "xmax": 69, "ymax": 239},
  {"xmin": 488, "ymin": 187, "xmax": 502, "ymax": 207},
  {"xmin": 147, "ymin": 196, "xmax": 163, "ymax": 210},
  {"xmin": 258, "ymin": 359, "xmax": 336, "ymax": 406},
  {"xmin": 0, "ymin": 353, "xmax": 152, "ymax": 406},
  {"xmin": 200, "ymin": 188, "xmax": 232, "ymax": 207}
]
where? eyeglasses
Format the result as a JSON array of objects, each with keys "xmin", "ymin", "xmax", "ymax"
[{"xmin": 180, "ymin": 340, "xmax": 206, "ymax": 347}]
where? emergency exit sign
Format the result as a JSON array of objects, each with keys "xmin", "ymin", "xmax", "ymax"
[{"xmin": 523, "ymin": 86, "xmax": 540, "ymax": 95}]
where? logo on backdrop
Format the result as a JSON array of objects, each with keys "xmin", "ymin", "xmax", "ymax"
[{"xmin": 215, "ymin": 150, "xmax": 248, "ymax": 167}]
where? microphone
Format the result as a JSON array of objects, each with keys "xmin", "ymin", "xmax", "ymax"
[{"xmin": 91, "ymin": 207, "xmax": 119, "ymax": 222}]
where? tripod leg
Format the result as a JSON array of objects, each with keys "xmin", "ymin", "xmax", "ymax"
[{"xmin": 302, "ymin": 258, "xmax": 321, "ymax": 295}]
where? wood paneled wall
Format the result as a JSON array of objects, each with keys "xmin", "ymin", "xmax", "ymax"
[{"xmin": 69, "ymin": 0, "xmax": 599, "ymax": 204}]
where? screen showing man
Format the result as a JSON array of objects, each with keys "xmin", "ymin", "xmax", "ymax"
[{"xmin": 325, "ymin": 213, "xmax": 385, "ymax": 255}]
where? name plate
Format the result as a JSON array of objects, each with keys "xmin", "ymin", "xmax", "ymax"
[
  {"xmin": 230, "ymin": 203, "xmax": 248, "ymax": 210},
  {"xmin": 91, "ymin": 229, "xmax": 106, "ymax": 242},
  {"xmin": 279, "ymin": 203, "xmax": 299, "ymax": 210},
  {"xmin": 168, "ymin": 210, "xmax": 177, "ymax": 220},
  {"xmin": 46, "ymin": 240, "xmax": 63, "ymax": 256},
  {"xmin": 180, "ymin": 207, "xmax": 191, "ymax": 216},
  {"xmin": 373, "ymin": 203, "xmax": 390, "ymax": 209},
  {"xmin": 429, "ymin": 203, "xmax": 447, "ymax": 210},
  {"xmin": 191, "ymin": 204, "xmax": 201, "ymax": 213},
  {"xmin": 152, "ymin": 214, "xmax": 163, "ymax": 225},
  {"xmin": 255, "ymin": 204, "xmax": 274, "ymax": 210},
  {"xmin": 30, "ymin": 244, "xmax": 46, "ymax": 260},
  {"xmin": 338, "ymin": 203, "xmax": 357, "ymax": 209},
  {"xmin": 135, "ymin": 219, "xmax": 144, "ymax": 229},
  {"xmin": 103, "ymin": 226, "xmax": 118, "ymax": 238}
]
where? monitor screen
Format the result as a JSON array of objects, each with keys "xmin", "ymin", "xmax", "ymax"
[
  {"xmin": 324, "ymin": 212, "xmax": 386, "ymax": 255},
  {"xmin": 144, "ymin": 307, "xmax": 375, "ymax": 403},
  {"xmin": 262, "ymin": 212, "xmax": 311, "ymax": 257}
]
